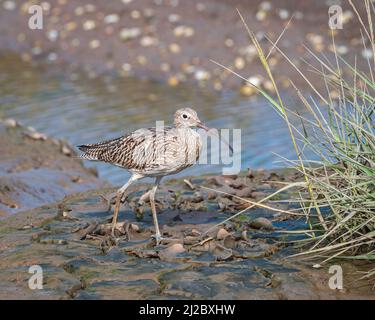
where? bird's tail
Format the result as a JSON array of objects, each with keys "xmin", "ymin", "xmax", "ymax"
[
  {"xmin": 77, "ymin": 144, "xmax": 100, "ymax": 160},
  {"xmin": 77, "ymin": 136, "xmax": 123, "ymax": 161}
]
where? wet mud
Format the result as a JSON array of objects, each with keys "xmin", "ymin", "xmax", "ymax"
[
  {"xmin": 0, "ymin": 119, "xmax": 108, "ymax": 217},
  {"xmin": 0, "ymin": 174, "xmax": 373, "ymax": 299}
]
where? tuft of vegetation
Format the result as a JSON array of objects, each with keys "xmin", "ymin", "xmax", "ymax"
[{"xmin": 213, "ymin": 1, "xmax": 375, "ymax": 281}]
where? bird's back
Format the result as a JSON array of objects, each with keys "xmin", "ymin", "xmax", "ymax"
[{"xmin": 78, "ymin": 126, "xmax": 202, "ymax": 176}]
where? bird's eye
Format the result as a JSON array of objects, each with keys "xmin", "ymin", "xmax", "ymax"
[{"xmin": 182, "ymin": 114, "xmax": 188, "ymax": 119}]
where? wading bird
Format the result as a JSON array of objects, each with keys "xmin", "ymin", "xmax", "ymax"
[{"xmin": 78, "ymin": 108, "xmax": 229, "ymax": 244}]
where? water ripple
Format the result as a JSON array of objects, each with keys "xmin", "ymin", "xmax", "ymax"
[{"xmin": 0, "ymin": 54, "xmax": 316, "ymax": 185}]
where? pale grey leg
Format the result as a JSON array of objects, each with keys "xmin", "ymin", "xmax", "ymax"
[
  {"xmin": 150, "ymin": 176, "xmax": 162, "ymax": 244},
  {"xmin": 112, "ymin": 173, "xmax": 143, "ymax": 236}
]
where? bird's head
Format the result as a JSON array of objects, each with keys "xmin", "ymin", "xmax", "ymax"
[
  {"xmin": 174, "ymin": 107, "xmax": 234, "ymax": 154},
  {"xmin": 174, "ymin": 107, "xmax": 209, "ymax": 130}
]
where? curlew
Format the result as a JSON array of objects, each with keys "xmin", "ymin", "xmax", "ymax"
[{"xmin": 78, "ymin": 108, "xmax": 229, "ymax": 245}]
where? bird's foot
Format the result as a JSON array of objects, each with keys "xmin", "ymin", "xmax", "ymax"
[
  {"xmin": 100, "ymin": 235, "xmax": 119, "ymax": 253},
  {"xmin": 111, "ymin": 222, "xmax": 130, "ymax": 241},
  {"xmin": 151, "ymin": 233, "xmax": 180, "ymax": 246},
  {"xmin": 151, "ymin": 233, "xmax": 163, "ymax": 245}
]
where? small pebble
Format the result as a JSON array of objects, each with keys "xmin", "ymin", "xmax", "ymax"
[
  {"xmin": 120, "ymin": 28, "xmax": 141, "ymax": 41},
  {"xmin": 83, "ymin": 20, "xmax": 96, "ymax": 31},
  {"xmin": 47, "ymin": 30, "xmax": 59, "ymax": 42},
  {"xmin": 137, "ymin": 55, "xmax": 147, "ymax": 65},
  {"xmin": 130, "ymin": 223, "xmax": 140, "ymax": 232},
  {"xmin": 295, "ymin": 11, "xmax": 304, "ymax": 20},
  {"xmin": 41, "ymin": 2, "xmax": 51, "ymax": 11},
  {"xmin": 217, "ymin": 228, "xmax": 229, "ymax": 240},
  {"xmin": 143, "ymin": 8, "xmax": 154, "ymax": 18},
  {"xmin": 241, "ymin": 230, "xmax": 248, "ymax": 241},
  {"xmin": 342, "ymin": 10, "xmax": 354, "ymax": 24},
  {"xmin": 168, "ymin": 14, "xmax": 180, "ymax": 23},
  {"xmin": 3, "ymin": 118, "xmax": 18, "ymax": 127},
  {"xmin": 336, "ymin": 45, "xmax": 348, "ymax": 55},
  {"xmin": 249, "ymin": 217, "xmax": 274, "ymax": 230},
  {"xmin": 194, "ymin": 69, "xmax": 210, "ymax": 81},
  {"xmin": 140, "ymin": 36, "xmax": 158, "ymax": 47},
  {"xmin": 160, "ymin": 63, "xmax": 170, "ymax": 72},
  {"xmin": 362, "ymin": 48, "xmax": 373, "ymax": 60},
  {"xmin": 251, "ymin": 191, "xmax": 266, "ymax": 199},
  {"xmin": 278, "ymin": 9, "xmax": 289, "ymax": 20},
  {"xmin": 89, "ymin": 39, "xmax": 100, "ymax": 49},
  {"xmin": 104, "ymin": 14, "xmax": 119, "ymax": 24},
  {"xmin": 74, "ymin": 7, "xmax": 84, "ymax": 16},
  {"xmin": 235, "ymin": 187, "xmax": 254, "ymax": 198},
  {"xmin": 169, "ymin": 43, "xmax": 180, "ymax": 53},
  {"xmin": 247, "ymin": 75, "xmax": 262, "ymax": 87},
  {"xmin": 84, "ymin": 4, "xmax": 96, "ymax": 12},
  {"xmin": 240, "ymin": 84, "xmax": 256, "ymax": 96},
  {"xmin": 256, "ymin": 10, "xmax": 267, "ymax": 21},
  {"xmin": 196, "ymin": 3, "xmax": 206, "ymax": 11},
  {"xmin": 70, "ymin": 176, "xmax": 81, "ymax": 183},
  {"xmin": 61, "ymin": 145, "xmax": 72, "ymax": 156},
  {"xmin": 3, "ymin": 1, "xmax": 16, "ymax": 10},
  {"xmin": 121, "ymin": 63, "xmax": 132, "ymax": 72},
  {"xmin": 71, "ymin": 38, "xmax": 80, "ymax": 47},
  {"xmin": 168, "ymin": 76, "xmax": 179, "ymax": 86},
  {"xmin": 173, "ymin": 25, "xmax": 194, "ymax": 37},
  {"xmin": 65, "ymin": 22, "xmax": 77, "ymax": 31},
  {"xmin": 224, "ymin": 38, "xmax": 234, "ymax": 48},
  {"xmin": 130, "ymin": 10, "xmax": 141, "ymax": 19},
  {"xmin": 207, "ymin": 192, "xmax": 216, "ymax": 200},
  {"xmin": 259, "ymin": 1, "xmax": 272, "ymax": 11},
  {"xmin": 163, "ymin": 243, "xmax": 185, "ymax": 256},
  {"xmin": 223, "ymin": 235, "xmax": 236, "ymax": 249},
  {"xmin": 263, "ymin": 80, "xmax": 275, "ymax": 92},
  {"xmin": 21, "ymin": 224, "xmax": 33, "ymax": 230},
  {"xmin": 191, "ymin": 229, "xmax": 201, "ymax": 236},
  {"xmin": 24, "ymin": 129, "xmax": 47, "ymax": 141},
  {"xmin": 234, "ymin": 57, "xmax": 245, "ymax": 70}
]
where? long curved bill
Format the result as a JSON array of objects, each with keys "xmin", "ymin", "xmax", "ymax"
[{"xmin": 197, "ymin": 122, "xmax": 234, "ymax": 155}]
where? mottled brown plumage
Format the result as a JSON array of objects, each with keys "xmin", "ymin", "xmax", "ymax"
[
  {"xmin": 78, "ymin": 126, "xmax": 201, "ymax": 175},
  {"xmin": 78, "ymin": 108, "xmax": 209, "ymax": 244}
]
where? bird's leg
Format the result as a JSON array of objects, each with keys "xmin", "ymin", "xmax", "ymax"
[
  {"xmin": 150, "ymin": 177, "xmax": 162, "ymax": 244},
  {"xmin": 111, "ymin": 174, "xmax": 142, "ymax": 237},
  {"xmin": 112, "ymin": 193, "xmax": 122, "ymax": 233}
]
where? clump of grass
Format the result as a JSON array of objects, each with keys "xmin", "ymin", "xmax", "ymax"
[{"xmin": 214, "ymin": 1, "xmax": 375, "ymax": 274}]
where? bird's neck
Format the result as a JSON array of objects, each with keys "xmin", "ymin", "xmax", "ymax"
[{"xmin": 174, "ymin": 123, "xmax": 190, "ymax": 129}]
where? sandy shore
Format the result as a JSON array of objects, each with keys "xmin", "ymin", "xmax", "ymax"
[
  {"xmin": 0, "ymin": 118, "xmax": 108, "ymax": 217},
  {"xmin": 0, "ymin": 0, "xmax": 370, "ymax": 93}
]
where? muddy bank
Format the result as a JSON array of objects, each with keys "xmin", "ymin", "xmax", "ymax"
[
  {"xmin": 0, "ymin": 118, "xmax": 108, "ymax": 217},
  {"xmin": 0, "ymin": 0, "xmax": 370, "ymax": 93},
  {"xmin": 0, "ymin": 172, "xmax": 373, "ymax": 299}
]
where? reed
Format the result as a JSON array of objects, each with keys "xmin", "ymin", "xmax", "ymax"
[{"xmin": 213, "ymin": 1, "xmax": 375, "ymax": 280}]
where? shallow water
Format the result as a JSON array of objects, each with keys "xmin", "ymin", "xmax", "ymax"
[{"xmin": 0, "ymin": 53, "xmax": 314, "ymax": 185}]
